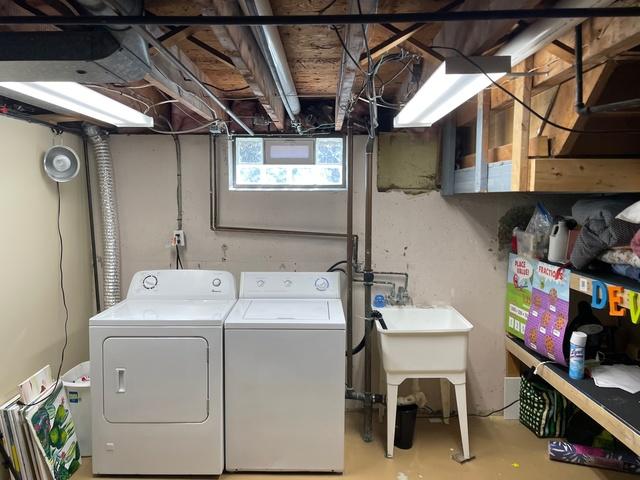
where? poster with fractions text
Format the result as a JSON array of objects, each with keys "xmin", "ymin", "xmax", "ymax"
[{"xmin": 524, "ymin": 261, "xmax": 571, "ymax": 365}]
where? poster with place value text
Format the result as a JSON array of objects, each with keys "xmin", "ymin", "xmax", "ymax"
[
  {"xmin": 505, "ymin": 254, "xmax": 536, "ymax": 340},
  {"xmin": 524, "ymin": 261, "xmax": 571, "ymax": 366}
]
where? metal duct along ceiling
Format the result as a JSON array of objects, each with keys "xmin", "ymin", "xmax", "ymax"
[{"xmin": 0, "ymin": 0, "xmax": 150, "ymax": 83}]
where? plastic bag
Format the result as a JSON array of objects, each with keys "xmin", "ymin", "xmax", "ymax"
[{"xmin": 525, "ymin": 202, "xmax": 553, "ymax": 259}]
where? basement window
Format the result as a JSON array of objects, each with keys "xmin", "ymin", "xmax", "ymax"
[{"xmin": 230, "ymin": 137, "xmax": 345, "ymax": 190}]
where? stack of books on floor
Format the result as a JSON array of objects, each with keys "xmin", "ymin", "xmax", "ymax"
[{"xmin": 0, "ymin": 366, "xmax": 81, "ymax": 480}]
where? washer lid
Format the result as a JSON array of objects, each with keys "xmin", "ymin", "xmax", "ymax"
[
  {"xmin": 90, "ymin": 298, "xmax": 236, "ymax": 326},
  {"xmin": 226, "ymin": 299, "xmax": 345, "ymax": 330}
]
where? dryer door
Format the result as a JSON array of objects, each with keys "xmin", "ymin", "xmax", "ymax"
[{"xmin": 102, "ymin": 337, "xmax": 208, "ymax": 423}]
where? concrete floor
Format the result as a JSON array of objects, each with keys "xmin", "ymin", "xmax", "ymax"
[{"xmin": 78, "ymin": 412, "xmax": 636, "ymax": 480}]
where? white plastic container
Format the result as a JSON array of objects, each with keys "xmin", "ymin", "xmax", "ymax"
[
  {"xmin": 62, "ymin": 361, "xmax": 91, "ymax": 456},
  {"xmin": 548, "ymin": 220, "xmax": 569, "ymax": 264},
  {"xmin": 376, "ymin": 306, "xmax": 473, "ymax": 374}
]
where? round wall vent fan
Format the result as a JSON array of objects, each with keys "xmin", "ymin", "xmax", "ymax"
[{"xmin": 43, "ymin": 145, "xmax": 80, "ymax": 182}]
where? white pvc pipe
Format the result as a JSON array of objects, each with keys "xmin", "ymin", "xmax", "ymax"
[{"xmin": 241, "ymin": 0, "xmax": 301, "ymax": 115}]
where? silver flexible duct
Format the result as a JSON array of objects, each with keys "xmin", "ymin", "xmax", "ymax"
[{"xmin": 84, "ymin": 126, "xmax": 121, "ymax": 308}]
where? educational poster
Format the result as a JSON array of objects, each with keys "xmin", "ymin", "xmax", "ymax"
[
  {"xmin": 524, "ymin": 261, "xmax": 572, "ymax": 365},
  {"xmin": 505, "ymin": 254, "xmax": 536, "ymax": 339},
  {"xmin": 25, "ymin": 382, "xmax": 81, "ymax": 480}
]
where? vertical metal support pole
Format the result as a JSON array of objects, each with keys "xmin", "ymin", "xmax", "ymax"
[
  {"xmin": 474, "ymin": 90, "xmax": 490, "ymax": 193},
  {"xmin": 363, "ymin": 136, "xmax": 375, "ymax": 443},
  {"xmin": 83, "ymin": 136, "xmax": 101, "ymax": 312},
  {"xmin": 575, "ymin": 24, "xmax": 584, "ymax": 111},
  {"xmin": 440, "ymin": 114, "xmax": 456, "ymax": 196},
  {"xmin": 346, "ymin": 127, "xmax": 354, "ymax": 389}
]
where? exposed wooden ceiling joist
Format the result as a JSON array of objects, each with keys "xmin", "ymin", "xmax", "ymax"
[
  {"xmin": 379, "ymin": 23, "xmax": 444, "ymax": 62},
  {"xmin": 491, "ymin": 15, "xmax": 640, "ymax": 110},
  {"xmin": 186, "ymin": 35, "xmax": 235, "ymax": 69},
  {"xmin": 199, "ymin": 0, "xmax": 286, "ymax": 130},
  {"xmin": 335, "ymin": 0, "xmax": 378, "ymax": 132},
  {"xmin": 145, "ymin": 26, "xmax": 228, "ymax": 122},
  {"xmin": 153, "ymin": 25, "xmax": 201, "ymax": 50},
  {"xmin": 544, "ymin": 39, "xmax": 576, "ymax": 64},
  {"xmin": 359, "ymin": 23, "xmax": 425, "ymax": 66}
]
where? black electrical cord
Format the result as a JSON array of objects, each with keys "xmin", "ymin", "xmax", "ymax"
[
  {"xmin": 327, "ymin": 260, "xmax": 347, "ymax": 271},
  {"xmin": 330, "ymin": 25, "xmax": 367, "ymax": 76},
  {"xmin": 317, "ymin": 0, "xmax": 338, "ymax": 15},
  {"xmin": 202, "ymin": 82, "xmax": 251, "ymax": 94},
  {"xmin": 429, "ymin": 45, "xmax": 640, "ymax": 135},
  {"xmin": 25, "ymin": 183, "xmax": 69, "ymax": 408},
  {"xmin": 439, "ymin": 398, "xmax": 520, "ymax": 420},
  {"xmin": 175, "ymin": 245, "xmax": 183, "ymax": 270}
]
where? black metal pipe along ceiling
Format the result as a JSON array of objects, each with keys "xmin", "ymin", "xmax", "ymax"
[{"xmin": 1, "ymin": 7, "xmax": 640, "ymax": 26}]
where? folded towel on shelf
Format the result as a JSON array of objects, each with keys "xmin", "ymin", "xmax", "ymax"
[
  {"xmin": 611, "ymin": 264, "xmax": 640, "ymax": 282},
  {"xmin": 599, "ymin": 248, "xmax": 640, "ymax": 268},
  {"xmin": 571, "ymin": 219, "xmax": 640, "ymax": 269}
]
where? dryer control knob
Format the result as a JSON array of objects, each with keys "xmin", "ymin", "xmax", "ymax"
[
  {"xmin": 284, "ymin": 279, "xmax": 292, "ymax": 288},
  {"xmin": 315, "ymin": 277, "xmax": 329, "ymax": 291},
  {"xmin": 212, "ymin": 278, "xmax": 222, "ymax": 288},
  {"xmin": 142, "ymin": 274, "xmax": 158, "ymax": 290},
  {"xmin": 256, "ymin": 280, "xmax": 265, "ymax": 287}
]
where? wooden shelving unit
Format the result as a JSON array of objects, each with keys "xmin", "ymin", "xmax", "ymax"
[
  {"xmin": 505, "ymin": 335, "xmax": 640, "ymax": 456},
  {"xmin": 440, "ymin": 15, "xmax": 640, "ymax": 195}
]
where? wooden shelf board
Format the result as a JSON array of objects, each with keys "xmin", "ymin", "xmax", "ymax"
[
  {"xmin": 528, "ymin": 158, "xmax": 640, "ymax": 192},
  {"xmin": 570, "ymin": 269, "xmax": 640, "ymax": 310},
  {"xmin": 505, "ymin": 335, "xmax": 640, "ymax": 455}
]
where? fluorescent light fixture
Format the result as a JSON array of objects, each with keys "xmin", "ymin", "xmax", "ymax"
[
  {"xmin": 394, "ymin": 0, "xmax": 615, "ymax": 128},
  {"xmin": 394, "ymin": 65, "xmax": 503, "ymax": 128},
  {"xmin": 0, "ymin": 82, "xmax": 153, "ymax": 127}
]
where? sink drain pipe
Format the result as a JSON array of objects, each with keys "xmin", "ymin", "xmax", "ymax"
[{"xmin": 344, "ymin": 135, "xmax": 384, "ymax": 442}]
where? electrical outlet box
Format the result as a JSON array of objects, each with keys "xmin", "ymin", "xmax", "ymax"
[{"xmin": 172, "ymin": 230, "xmax": 186, "ymax": 247}]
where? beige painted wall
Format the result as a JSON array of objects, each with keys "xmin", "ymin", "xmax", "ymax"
[
  {"xmin": 107, "ymin": 133, "xmax": 540, "ymax": 414},
  {"xmin": 0, "ymin": 117, "xmax": 94, "ymax": 406}
]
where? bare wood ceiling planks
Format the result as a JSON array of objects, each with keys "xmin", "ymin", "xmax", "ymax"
[{"xmin": 199, "ymin": 0, "xmax": 286, "ymax": 129}]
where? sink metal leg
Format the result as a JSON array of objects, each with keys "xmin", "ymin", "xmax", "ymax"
[
  {"xmin": 440, "ymin": 378, "xmax": 451, "ymax": 424},
  {"xmin": 452, "ymin": 382, "xmax": 473, "ymax": 463},
  {"xmin": 386, "ymin": 383, "xmax": 399, "ymax": 458}
]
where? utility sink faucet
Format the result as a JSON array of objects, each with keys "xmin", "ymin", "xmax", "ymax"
[{"xmin": 387, "ymin": 285, "xmax": 411, "ymax": 306}]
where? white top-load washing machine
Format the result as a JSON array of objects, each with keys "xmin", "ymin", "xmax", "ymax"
[
  {"xmin": 89, "ymin": 269, "xmax": 236, "ymax": 475},
  {"xmin": 225, "ymin": 272, "xmax": 345, "ymax": 472}
]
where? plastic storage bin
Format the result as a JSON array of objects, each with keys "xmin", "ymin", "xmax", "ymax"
[{"xmin": 62, "ymin": 361, "xmax": 91, "ymax": 456}]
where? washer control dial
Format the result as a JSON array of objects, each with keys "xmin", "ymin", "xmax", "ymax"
[
  {"xmin": 256, "ymin": 279, "xmax": 265, "ymax": 287},
  {"xmin": 315, "ymin": 277, "xmax": 330, "ymax": 291},
  {"xmin": 142, "ymin": 274, "xmax": 158, "ymax": 290},
  {"xmin": 284, "ymin": 279, "xmax": 292, "ymax": 288},
  {"xmin": 212, "ymin": 278, "xmax": 222, "ymax": 288}
]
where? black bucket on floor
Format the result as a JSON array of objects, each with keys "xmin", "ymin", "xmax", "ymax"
[{"xmin": 394, "ymin": 404, "xmax": 418, "ymax": 449}]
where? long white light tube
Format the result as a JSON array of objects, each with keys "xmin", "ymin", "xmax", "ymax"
[
  {"xmin": 394, "ymin": 0, "xmax": 615, "ymax": 128},
  {"xmin": 0, "ymin": 82, "xmax": 154, "ymax": 127}
]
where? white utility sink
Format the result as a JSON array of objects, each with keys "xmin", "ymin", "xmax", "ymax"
[
  {"xmin": 375, "ymin": 306, "xmax": 474, "ymax": 462},
  {"xmin": 376, "ymin": 306, "xmax": 473, "ymax": 374}
]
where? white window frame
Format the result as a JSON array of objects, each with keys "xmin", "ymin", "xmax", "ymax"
[{"xmin": 229, "ymin": 136, "xmax": 347, "ymax": 191}]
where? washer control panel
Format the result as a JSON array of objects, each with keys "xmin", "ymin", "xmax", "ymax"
[
  {"xmin": 241, "ymin": 272, "xmax": 340, "ymax": 299},
  {"xmin": 127, "ymin": 270, "xmax": 236, "ymax": 299}
]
